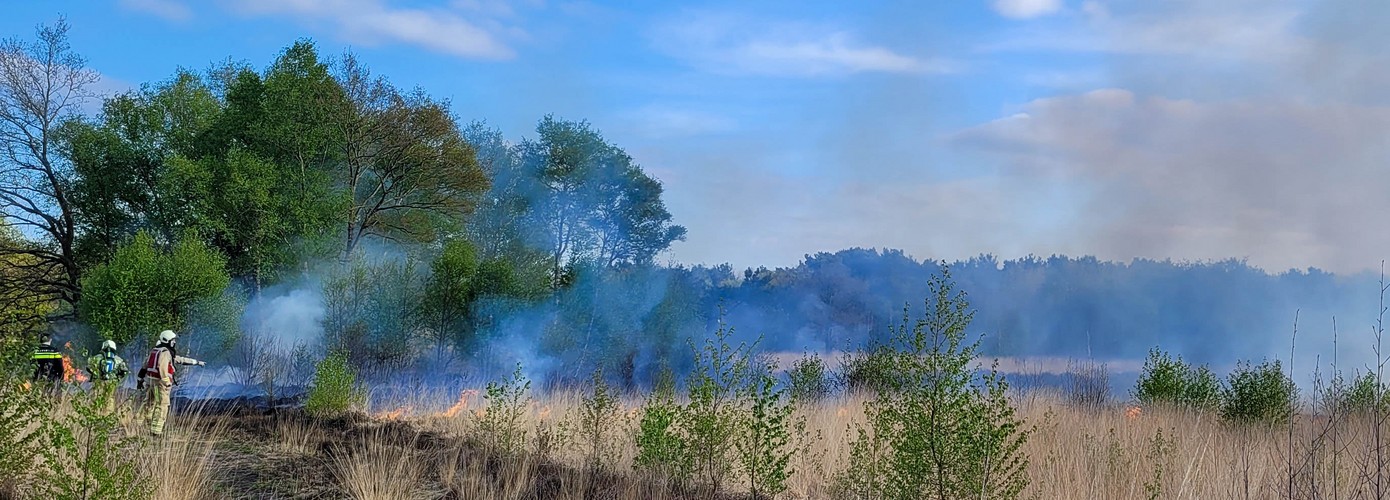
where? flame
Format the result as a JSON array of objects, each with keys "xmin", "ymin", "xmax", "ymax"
[
  {"xmin": 378, "ymin": 406, "xmax": 409, "ymax": 420},
  {"xmin": 1125, "ymin": 406, "xmax": 1142, "ymax": 420},
  {"xmin": 442, "ymin": 389, "xmax": 479, "ymax": 418},
  {"xmin": 836, "ymin": 406, "xmax": 848, "ymax": 418},
  {"xmin": 537, "ymin": 405, "xmax": 552, "ymax": 420},
  {"xmin": 20, "ymin": 381, "xmax": 31, "ymax": 392},
  {"xmin": 62, "ymin": 355, "xmax": 88, "ymax": 383}
]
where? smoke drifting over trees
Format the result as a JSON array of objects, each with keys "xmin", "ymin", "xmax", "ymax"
[{"xmin": 0, "ymin": 23, "xmax": 1375, "ymax": 389}]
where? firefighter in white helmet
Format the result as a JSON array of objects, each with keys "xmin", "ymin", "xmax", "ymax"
[
  {"xmin": 137, "ymin": 330, "xmax": 204, "ymax": 436},
  {"xmin": 87, "ymin": 339, "xmax": 129, "ymax": 413}
]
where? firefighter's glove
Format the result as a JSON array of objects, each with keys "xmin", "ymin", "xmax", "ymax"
[
  {"xmin": 137, "ymin": 379, "xmax": 144, "ymax": 390},
  {"xmin": 197, "ymin": 361, "xmax": 205, "ymax": 366}
]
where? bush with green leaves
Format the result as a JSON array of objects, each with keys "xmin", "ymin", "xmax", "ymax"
[
  {"xmin": 1131, "ymin": 348, "xmax": 1222, "ymax": 411},
  {"xmin": 680, "ymin": 319, "xmax": 752, "ymax": 490},
  {"xmin": 304, "ymin": 349, "xmax": 365, "ymax": 418},
  {"xmin": 840, "ymin": 344, "xmax": 901, "ymax": 394},
  {"xmin": 736, "ymin": 360, "xmax": 799, "ymax": 498},
  {"xmin": 787, "ymin": 353, "xmax": 832, "ymax": 403},
  {"xmin": 575, "ymin": 369, "xmax": 624, "ymax": 472},
  {"xmin": 633, "ymin": 381, "xmax": 687, "ymax": 479},
  {"xmin": 833, "ymin": 267, "xmax": 1031, "ymax": 500},
  {"xmin": 34, "ymin": 383, "xmax": 150, "ymax": 500},
  {"xmin": 0, "ymin": 374, "xmax": 48, "ymax": 496},
  {"xmin": 1221, "ymin": 359, "xmax": 1298, "ymax": 425},
  {"xmin": 79, "ymin": 231, "xmax": 231, "ymax": 346},
  {"xmin": 1321, "ymin": 371, "xmax": 1388, "ymax": 415},
  {"xmin": 477, "ymin": 363, "xmax": 532, "ymax": 455}
]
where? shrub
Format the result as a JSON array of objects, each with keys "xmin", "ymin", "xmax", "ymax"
[
  {"xmin": 304, "ymin": 349, "xmax": 365, "ymax": 418},
  {"xmin": 833, "ymin": 267, "xmax": 1031, "ymax": 500},
  {"xmin": 633, "ymin": 381, "xmax": 687, "ymax": 479},
  {"xmin": 787, "ymin": 353, "xmax": 832, "ymax": 403},
  {"xmin": 736, "ymin": 361, "xmax": 798, "ymax": 498},
  {"xmin": 1132, "ymin": 348, "xmax": 1221, "ymax": 411},
  {"xmin": 1067, "ymin": 360, "xmax": 1111, "ymax": 410},
  {"xmin": 575, "ymin": 369, "xmax": 623, "ymax": 472},
  {"xmin": 34, "ymin": 383, "xmax": 150, "ymax": 500},
  {"xmin": 680, "ymin": 319, "xmax": 752, "ymax": 490},
  {"xmin": 0, "ymin": 374, "xmax": 48, "ymax": 496},
  {"xmin": 1222, "ymin": 359, "xmax": 1298, "ymax": 425},
  {"xmin": 477, "ymin": 363, "xmax": 531, "ymax": 455},
  {"xmin": 1328, "ymin": 371, "xmax": 1387, "ymax": 415},
  {"xmin": 840, "ymin": 345, "xmax": 900, "ymax": 394}
]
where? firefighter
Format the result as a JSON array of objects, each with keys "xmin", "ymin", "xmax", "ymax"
[
  {"xmin": 87, "ymin": 340, "xmax": 129, "ymax": 413},
  {"xmin": 137, "ymin": 330, "xmax": 204, "ymax": 436},
  {"xmin": 30, "ymin": 334, "xmax": 63, "ymax": 384}
]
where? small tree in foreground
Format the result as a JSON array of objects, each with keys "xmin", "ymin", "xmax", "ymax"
[
  {"xmin": 1132, "ymin": 348, "xmax": 1221, "ymax": 411},
  {"xmin": 834, "ymin": 266, "xmax": 1031, "ymax": 500}
]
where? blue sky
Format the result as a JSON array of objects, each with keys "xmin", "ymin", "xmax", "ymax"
[{"xmin": 4, "ymin": 0, "xmax": 1387, "ymax": 274}]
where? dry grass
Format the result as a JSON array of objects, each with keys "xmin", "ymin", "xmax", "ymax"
[{"xmin": 15, "ymin": 383, "xmax": 1390, "ymax": 499}]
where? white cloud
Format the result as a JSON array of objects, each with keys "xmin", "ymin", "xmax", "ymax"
[
  {"xmin": 991, "ymin": 0, "xmax": 1063, "ymax": 19},
  {"xmin": 119, "ymin": 0, "xmax": 193, "ymax": 22},
  {"xmin": 618, "ymin": 105, "xmax": 736, "ymax": 139},
  {"xmin": 654, "ymin": 13, "xmax": 951, "ymax": 77},
  {"xmin": 229, "ymin": 0, "xmax": 515, "ymax": 60},
  {"xmin": 952, "ymin": 89, "xmax": 1390, "ymax": 274}
]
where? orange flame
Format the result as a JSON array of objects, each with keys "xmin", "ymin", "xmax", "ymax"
[
  {"xmin": 61, "ymin": 355, "xmax": 88, "ymax": 383},
  {"xmin": 537, "ymin": 405, "xmax": 552, "ymax": 421},
  {"xmin": 442, "ymin": 389, "xmax": 479, "ymax": 418},
  {"xmin": 378, "ymin": 406, "xmax": 409, "ymax": 420},
  {"xmin": 1125, "ymin": 406, "xmax": 1142, "ymax": 420},
  {"xmin": 20, "ymin": 381, "xmax": 31, "ymax": 392}
]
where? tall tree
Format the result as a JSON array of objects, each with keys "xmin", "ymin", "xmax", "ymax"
[
  {"xmin": 0, "ymin": 19, "xmax": 99, "ymax": 317},
  {"xmin": 333, "ymin": 53, "xmax": 488, "ymax": 256}
]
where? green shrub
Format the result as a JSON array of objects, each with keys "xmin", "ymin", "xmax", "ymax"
[
  {"xmin": 1221, "ymin": 359, "xmax": 1298, "ymax": 425},
  {"xmin": 633, "ymin": 382, "xmax": 687, "ymax": 478},
  {"xmin": 0, "ymin": 374, "xmax": 48, "ymax": 496},
  {"xmin": 833, "ymin": 267, "xmax": 1031, "ymax": 500},
  {"xmin": 35, "ymin": 383, "xmax": 150, "ymax": 500},
  {"xmin": 787, "ymin": 353, "xmax": 832, "ymax": 403},
  {"xmin": 1326, "ymin": 371, "xmax": 1387, "ymax": 415},
  {"xmin": 840, "ymin": 345, "xmax": 900, "ymax": 394},
  {"xmin": 736, "ymin": 361, "xmax": 797, "ymax": 498},
  {"xmin": 1132, "ymin": 348, "xmax": 1221, "ymax": 411},
  {"xmin": 304, "ymin": 350, "xmax": 365, "ymax": 418},
  {"xmin": 680, "ymin": 319, "xmax": 751, "ymax": 490},
  {"xmin": 575, "ymin": 369, "xmax": 623, "ymax": 471},
  {"xmin": 477, "ymin": 363, "xmax": 531, "ymax": 455}
]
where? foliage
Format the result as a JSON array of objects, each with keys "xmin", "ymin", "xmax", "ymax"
[
  {"xmin": 787, "ymin": 353, "xmax": 833, "ymax": 402},
  {"xmin": 575, "ymin": 369, "xmax": 624, "ymax": 472},
  {"xmin": 1221, "ymin": 359, "xmax": 1298, "ymax": 425},
  {"xmin": 1331, "ymin": 371, "xmax": 1388, "ymax": 415},
  {"xmin": 0, "ymin": 219, "xmax": 56, "ymax": 357},
  {"xmin": 304, "ymin": 349, "xmax": 364, "ymax": 418},
  {"xmin": 834, "ymin": 267, "xmax": 1031, "ymax": 500},
  {"xmin": 0, "ymin": 374, "xmax": 49, "ymax": 496},
  {"xmin": 33, "ymin": 383, "xmax": 150, "ymax": 500},
  {"xmin": 633, "ymin": 376, "xmax": 687, "ymax": 479},
  {"xmin": 1067, "ymin": 361, "xmax": 1111, "ymax": 410},
  {"xmin": 421, "ymin": 239, "xmax": 480, "ymax": 358},
  {"xmin": 321, "ymin": 256, "xmax": 425, "ymax": 369},
  {"xmin": 680, "ymin": 318, "xmax": 752, "ymax": 490},
  {"xmin": 841, "ymin": 345, "xmax": 902, "ymax": 394},
  {"xmin": 78, "ymin": 231, "xmax": 230, "ymax": 346},
  {"xmin": 736, "ymin": 360, "xmax": 798, "ymax": 498},
  {"xmin": 1131, "ymin": 348, "xmax": 1222, "ymax": 411},
  {"xmin": 476, "ymin": 363, "xmax": 531, "ymax": 455}
]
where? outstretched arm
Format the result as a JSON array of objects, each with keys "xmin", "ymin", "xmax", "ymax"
[{"xmin": 173, "ymin": 355, "xmax": 204, "ymax": 366}]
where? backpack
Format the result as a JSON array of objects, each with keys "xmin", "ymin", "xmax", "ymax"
[{"xmin": 98, "ymin": 352, "xmax": 117, "ymax": 380}]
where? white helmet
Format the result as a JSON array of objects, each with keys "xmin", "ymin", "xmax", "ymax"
[
  {"xmin": 159, "ymin": 330, "xmax": 177, "ymax": 343},
  {"xmin": 101, "ymin": 339, "xmax": 117, "ymax": 352}
]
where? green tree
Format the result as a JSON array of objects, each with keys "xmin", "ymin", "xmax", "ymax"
[
  {"xmin": 1132, "ymin": 348, "xmax": 1222, "ymax": 411},
  {"xmin": 78, "ymin": 231, "xmax": 229, "ymax": 345},
  {"xmin": 835, "ymin": 267, "xmax": 1031, "ymax": 500},
  {"xmin": 421, "ymin": 239, "xmax": 479, "ymax": 360},
  {"xmin": 1221, "ymin": 359, "xmax": 1298, "ymax": 425}
]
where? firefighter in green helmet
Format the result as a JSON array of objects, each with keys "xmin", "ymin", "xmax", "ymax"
[{"xmin": 87, "ymin": 339, "xmax": 129, "ymax": 413}]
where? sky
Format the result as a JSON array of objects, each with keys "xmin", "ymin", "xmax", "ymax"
[{"xmin": 3, "ymin": 0, "xmax": 1387, "ymax": 274}]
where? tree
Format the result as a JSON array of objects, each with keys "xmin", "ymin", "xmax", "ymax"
[
  {"xmin": 421, "ymin": 239, "xmax": 479, "ymax": 360},
  {"xmin": 0, "ymin": 19, "xmax": 99, "ymax": 316},
  {"xmin": 519, "ymin": 116, "xmax": 686, "ymax": 286},
  {"xmin": 0, "ymin": 217, "xmax": 56, "ymax": 357},
  {"xmin": 78, "ymin": 231, "xmax": 229, "ymax": 346},
  {"xmin": 333, "ymin": 54, "xmax": 488, "ymax": 256}
]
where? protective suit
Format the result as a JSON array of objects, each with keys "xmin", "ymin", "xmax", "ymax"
[
  {"xmin": 137, "ymin": 330, "xmax": 203, "ymax": 436},
  {"xmin": 87, "ymin": 340, "xmax": 129, "ymax": 413}
]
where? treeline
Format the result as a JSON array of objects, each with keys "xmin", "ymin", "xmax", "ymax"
[{"xmin": 0, "ymin": 21, "xmax": 684, "ymax": 372}]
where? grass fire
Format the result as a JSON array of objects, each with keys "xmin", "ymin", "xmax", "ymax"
[{"xmin": 2, "ymin": 4, "xmax": 1388, "ymax": 500}]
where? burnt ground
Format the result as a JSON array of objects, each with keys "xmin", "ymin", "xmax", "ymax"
[{"xmin": 171, "ymin": 399, "xmax": 743, "ymax": 500}]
